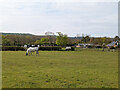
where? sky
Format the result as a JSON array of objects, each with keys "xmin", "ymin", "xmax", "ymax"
[{"xmin": 0, "ymin": 0, "xmax": 119, "ymax": 37}]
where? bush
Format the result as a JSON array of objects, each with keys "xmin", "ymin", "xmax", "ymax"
[
  {"xmin": 39, "ymin": 46, "xmax": 62, "ymax": 51},
  {"xmin": 95, "ymin": 45, "xmax": 102, "ymax": 48},
  {"xmin": 2, "ymin": 46, "xmax": 25, "ymax": 51},
  {"xmin": 87, "ymin": 45, "xmax": 94, "ymax": 48},
  {"xmin": 71, "ymin": 47, "xmax": 75, "ymax": 51}
]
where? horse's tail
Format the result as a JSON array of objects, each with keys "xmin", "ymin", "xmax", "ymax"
[
  {"xmin": 26, "ymin": 49, "xmax": 29, "ymax": 56},
  {"xmin": 27, "ymin": 48, "xmax": 29, "ymax": 52}
]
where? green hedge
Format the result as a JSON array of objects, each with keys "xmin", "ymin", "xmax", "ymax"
[
  {"xmin": 71, "ymin": 47, "xmax": 75, "ymax": 51},
  {"xmin": 39, "ymin": 46, "xmax": 62, "ymax": 51},
  {"xmin": 2, "ymin": 46, "xmax": 25, "ymax": 51},
  {"xmin": 2, "ymin": 46, "xmax": 64, "ymax": 51}
]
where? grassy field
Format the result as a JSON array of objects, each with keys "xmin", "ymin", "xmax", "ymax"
[{"xmin": 2, "ymin": 50, "xmax": 118, "ymax": 88}]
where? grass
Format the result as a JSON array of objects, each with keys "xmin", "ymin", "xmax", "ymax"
[{"xmin": 2, "ymin": 50, "xmax": 118, "ymax": 88}]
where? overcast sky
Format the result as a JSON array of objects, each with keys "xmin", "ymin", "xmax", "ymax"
[{"xmin": 0, "ymin": 0, "xmax": 119, "ymax": 37}]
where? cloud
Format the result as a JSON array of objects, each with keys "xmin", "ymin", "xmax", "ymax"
[
  {"xmin": 0, "ymin": 1, "xmax": 118, "ymax": 37},
  {"xmin": 0, "ymin": 0, "xmax": 119, "ymax": 3}
]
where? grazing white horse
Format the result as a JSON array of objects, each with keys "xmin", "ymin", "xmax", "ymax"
[
  {"xmin": 26, "ymin": 46, "xmax": 39, "ymax": 56},
  {"xmin": 65, "ymin": 46, "xmax": 71, "ymax": 51}
]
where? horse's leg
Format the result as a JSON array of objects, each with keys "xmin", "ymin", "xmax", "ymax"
[
  {"xmin": 102, "ymin": 47, "xmax": 104, "ymax": 51},
  {"xmin": 37, "ymin": 51, "xmax": 39, "ymax": 56},
  {"xmin": 35, "ymin": 51, "xmax": 37, "ymax": 56},
  {"xmin": 30, "ymin": 52, "xmax": 32, "ymax": 55},
  {"xmin": 36, "ymin": 51, "xmax": 37, "ymax": 56},
  {"xmin": 36, "ymin": 51, "xmax": 39, "ymax": 56},
  {"xmin": 28, "ymin": 52, "xmax": 30, "ymax": 56}
]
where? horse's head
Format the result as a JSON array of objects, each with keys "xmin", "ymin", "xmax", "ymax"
[{"xmin": 26, "ymin": 52, "xmax": 28, "ymax": 56}]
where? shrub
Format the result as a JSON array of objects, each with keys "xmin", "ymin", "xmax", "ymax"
[
  {"xmin": 87, "ymin": 45, "xmax": 94, "ymax": 48},
  {"xmin": 71, "ymin": 47, "xmax": 75, "ymax": 51},
  {"xmin": 95, "ymin": 45, "xmax": 102, "ymax": 48},
  {"xmin": 39, "ymin": 46, "xmax": 62, "ymax": 51},
  {"xmin": 2, "ymin": 46, "xmax": 25, "ymax": 51}
]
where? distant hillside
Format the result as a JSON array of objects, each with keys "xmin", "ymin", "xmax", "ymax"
[
  {"xmin": 69, "ymin": 37, "xmax": 82, "ymax": 40},
  {"xmin": 2, "ymin": 32, "xmax": 84, "ymax": 39},
  {"xmin": 2, "ymin": 33, "xmax": 33, "ymax": 36}
]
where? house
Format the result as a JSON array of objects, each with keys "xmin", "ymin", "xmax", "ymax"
[
  {"xmin": 76, "ymin": 43, "xmax": 94, "ymax": 48},
  {"xmin": 107, "ymin": 40, "xmax": 119, "ymax": 49}
]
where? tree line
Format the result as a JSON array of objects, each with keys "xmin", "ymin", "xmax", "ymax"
[{"xmin": 2, "ymin": 32, "xmax": 120, "ymax": 46}]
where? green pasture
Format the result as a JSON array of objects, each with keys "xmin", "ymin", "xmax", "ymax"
[{"xmin": 2, "ymin": 50, "xmax": 118, "ymax": 88}]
